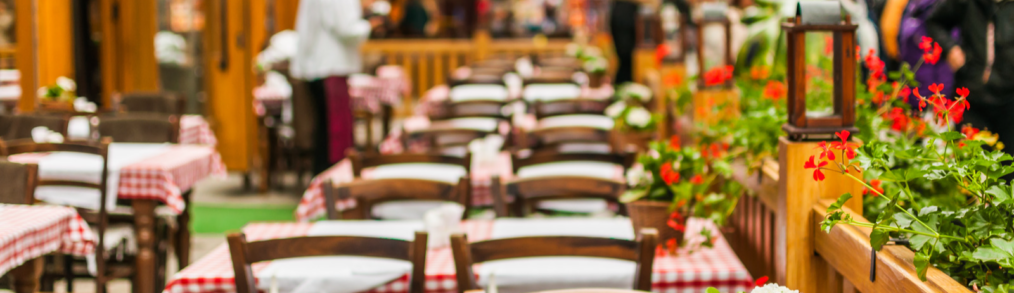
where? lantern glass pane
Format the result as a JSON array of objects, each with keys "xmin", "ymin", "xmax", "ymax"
[
  {"xmin": 699, "ymin": 22, "xmax": 729, "ymax": 71},
  {"xmin": 804, "ymin": 31, "xmax": 835, "ymax": 117}
]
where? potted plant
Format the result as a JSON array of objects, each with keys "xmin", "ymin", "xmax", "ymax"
[
  {"xmin": 37, "ymin": 76, "xmax": 76, "ymax": 110},
  {"xmin": 584, "ymin": 56, "xmax": 608, "ymax": 88},
  {"xmin": 621, "ymin": 136, "xmax": 742, "ymax": 252},
  {"xmin": 608, "ymin": 83, "xmax": 659, "ymax": 150}
]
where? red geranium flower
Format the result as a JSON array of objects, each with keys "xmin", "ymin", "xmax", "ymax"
[
  {"xmin": 831, "ymin": 130, "xmax": 858, "ymax": 159},
  {"xmin": 956, "ymin": 87, "xmax": 970, "ymax": 98},
  {"xmin": 928, "ymin": 83, "xmax": 944, "ymax": 95},
  {"xmin": 923, "ymin": 43, "xmax": 942, "ymax": 65},
  {"xmin": 663, "ymin": 72, "xmax": 683, "ymax": 88},
  {"xmin": 703, "ymin": 65, "xmax": 735, "ymax": 86},
  {"xmin": 883, "ymin": 107, "xmax": 911, "ymax": 132},
  {"xmin": 750, "ymin": 66, "xmax": 770, "ymax": 80},
  {"xmin": 763, "ymin": 81, "xmax": 786, "ymax": 100},
  {"xmin": 667, "ymin": 211, "xmax": 686, "ymax": 232},
  {"xmin": 755, "ymin": 276, "xmax": 770, "ymax": 286},
  {"xmin": 815, "ymin": 141, "xmax": 836, "ymax": 161},
  {"xmin": 804, "ymin": 155, "xmax": 828, "ymax": 181},
  {"xmin": 655, "ymin": 44, "xmax": 671, "ymax": 66},
  {"xmin": 689, "ymin": 174, "xmax": 704, "ymax": 185},
  {"xmin": 669, "ymin": 135, "xmax": 681, "ymax": 150},
  {"xmin": 919, "ymin": 36, "xmax": 934, "ymax": 51},
  {"xmin": 862, "ymin": 179, "xmax": 884, "ymax": 196},
  {"xmin": 962, "ymin": 125, "xmax": 980, "ymax": 139},
  {"xmin": 660, "ymin": 162, "xmax": 680, "ymax": 185},
  {"xmin": 899, "ymin": 86, "xmax": 911, "ymax": 100}
]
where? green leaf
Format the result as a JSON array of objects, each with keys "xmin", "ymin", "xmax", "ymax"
[
  {"xmin": 705, "ymin": 288, "xmax": 721, "ymax": 293},
  {"xmin": 827, "ymin": 193, "xmax": 853, "ymax": 213},
  {"xmin": 987, "ymin": 185, "xmax": 1014, "ymax": 204},
  {"xmin": 909, "ymin": 235, "xmax": 933, "ymax": 251},
  {"xmin": 870, "ymin": 229, "xmax": 890, "ymax": 251},
  {"xmin": 991, "ymin": 238, "xmax": 1014, "ymax": 255},
  {"xmin": 618, "ymin": 188, "xmax": 649, "ymax": 203},
  {"xmin": 892, "ymin": 212, "xmax": 912, "ymax": 227},
  {"xmin": 914, "ymin": 250, "xmax": 930, "ymax": 281},
  {"xmin": 938, "ymin": 131, "xmax": 966, "ymax": 141},
  {"xmin": 972, "ymin": 247, "xmax": 1012, "ymax": 262}
]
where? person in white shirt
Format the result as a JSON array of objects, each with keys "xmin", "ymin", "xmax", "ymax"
[{"xmin": 292, "ymin": 0, "xmax": 383, "ymax": 174}]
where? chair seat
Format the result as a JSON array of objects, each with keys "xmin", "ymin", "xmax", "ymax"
[
  {"xmin": 450, "ymin": 84, "xmax": 509, "ymax": 102},
  {"xmin": 368, "ymin": 163, "xmax": 468, "ymax": 184},
  {"xmin": 516, "ymin": 161, "xmax": 620, "ymax": 180},
  {"xmin": 535, "ymin": 199, "xmax": 610, "ymax": 215},
  {"xmin": 372, "ymin": 200, "xmax": 462, "ymax": 220},
  {"xmin": 536, "ymin": 115, "xmax": 614, "ymax": 131},
  {"xmin": 523, "ymin": 84, "xmax": 582, "ymax": 102}
]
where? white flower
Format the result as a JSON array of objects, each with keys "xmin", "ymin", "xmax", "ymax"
[
  {"xmin": 605, "ymin": 101, "xmax": 627, "ymax": 118},
  {"xmin": 583, "ymin": 46, "xmax": 602, "ymax": 58},
  {"xmin": 56, "ymin": 76, "xmax": 76, "ymax": 92},
  {"xmin": 750, "ymin": 284, "xmax": 799, "ymax": 293},
  {"xmin": 565, "ymin": 43, "xmax": 582, "ymax": 56},
  {"xmin": 583, "ymin": 57, "xmax": 608, "ymax": 73},
  {"xmin": 625, "ymin": 165, "xmax": 653, "ymax": 187},
  {"xmin": 37, "ymin": 86, "xmax": 48, "ymax": 98},
  {"xmin": 625, "ymin": 107, "xmax": 652, "ymax": 128},
  {"xmin": 621, "ymin": 83, "xmax": 652, "ymax": 103}
]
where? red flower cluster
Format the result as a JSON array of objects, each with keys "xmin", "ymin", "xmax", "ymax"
[
  {"xmin": 669, "ymin": 135, "xmax": 681, "ymax": 150},
  {"xmin": 655, "ymin": 44, "xmax": 671, "ymax": 66},
  {"xmin": 703, "ymin": 65, "xmax": 734, "ymax": 86},
  {"xmin": 755, "ymin": 276, "xmax": 770, "ymax": 286},
  {"xmin": 689, "ymin": 174, "xmax": 704, "ymax": 185},
  {"xmin": 962, "ymin": 125, "xmax": 980, "ymax": 139},
  {"xmin": 862, "ymin": 179, "xmax": 884, "ymax": 196},
  {"xmin": 805, "ymin": 131, "xmax": 858, "ymax": 181},
  {"xmin": 667, "ymin": 210, "xmax": 686, "ymax": 232},
  {"xmin": 920, "ymin": 36, "xmax": 943, "ymax": 65},
  {"xmin": 864, "ymin": 49, "xmax": 886, "ymax": 82},
  {"xmin": 763, "ymin": 81, "xmax": 786, "ymax": 100},
  {"xmin": 660, "ymin": 162, "xmax": 680, "ymax": 185},
  {"xmin": 914, "ymin": 84, "xmax": 970, "ymax": 124},
  {"xmin": 700, "ymin": 143, "xmax": 729, "ymax": 160},
  {"xmin": 663, "ymin": 72, "xmax": 683, "ymax": 88},
  {"xmin": 883, "ymin": 107, "xmax": 911, "ymax": 132}
]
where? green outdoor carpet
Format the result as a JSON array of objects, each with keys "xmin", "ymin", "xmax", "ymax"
[{"xmin": 190, "ymin": 203, "xmax": 297, "ymax": 234}]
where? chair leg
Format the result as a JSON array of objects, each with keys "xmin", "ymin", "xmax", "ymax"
[
  {"xmin": 176, "ymin": 190, "xmax": 192, "ymax": 268},
  {"xmin": 63, "ymin": 255, "xmax": 74, "ymax": 293}
]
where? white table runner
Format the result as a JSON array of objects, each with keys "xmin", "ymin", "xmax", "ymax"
[
  {"xmin": 537, "ymin": 114, "xmax": 615, "ymax": 131},
  {"xmin": 480, "ymin": 218, "xmax": 637, "ymax": 293},
  {"xmin": 34, "ymin": 143, "xmax": 171, "ymax": 210},
  {"xmin": 523, "ymin": 84, "xmax": 582, "ymax": 102},
  {"xmin": 450, "ymin": 84, "xmax": 509, "ymax": 102},
  {"xmin": 367, "ymin": 163, "xmax": 468, "ymax": 220},
  {"xmin": 256, "ymin": 221, "xmax": 424, "ymax": 293}
]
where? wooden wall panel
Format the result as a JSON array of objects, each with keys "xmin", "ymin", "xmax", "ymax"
[
  {"xmin": 273, "ymin": 0, "xmax": 298, "ymax": 32},
  {"xmin": 17, "ymin": 0, "xmax": 77, "ymax": 111},
  {"xmin": 15, "ymin": 0, "xmax": 35, "ymax": 111},
  {"xmin": 98, "ymin": 0, "xmax": 160, "ymax": 108}
]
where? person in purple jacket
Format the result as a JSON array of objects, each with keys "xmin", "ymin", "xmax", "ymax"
[{"xmin": 898, "ymin": 0, "xmax": 956, "ymax": 107}]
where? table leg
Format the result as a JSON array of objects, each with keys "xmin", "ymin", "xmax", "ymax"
[
  {"xmin": 11, "ymin": 257, "xmax": 43, "ymax": 293},
  {"xmin": 133, "ymin": 200, "xmax": 157, "ymax": 293},
  {"xmin": 176, "ymin": 190, "xmax": 192, "ymax": 268}
]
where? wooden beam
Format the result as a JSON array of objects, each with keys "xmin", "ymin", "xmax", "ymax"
[{"xmin": 15, "ymin": 0, "xmax": 35, "ymax": 112}]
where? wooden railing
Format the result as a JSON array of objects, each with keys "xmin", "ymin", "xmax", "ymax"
[
  {"xmin": 361, "ymin": 32, "xmax": 571, "ymax": 109},
  {"xmin": 0, "ymin": 46, "xmax": 16, "ymax": 69}
]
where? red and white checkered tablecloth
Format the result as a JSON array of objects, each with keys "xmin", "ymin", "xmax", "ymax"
[
  {"xmin": 9, "ymin": 145, "xmax": 227, "ymax": 215},
  {"xmin": 295, "ymin": 153, "xmax": 514, "ymax": 222},
  {"xmin": 180, "ymin": 115, "xmax": 217, "ymax": 146},
  {"xmin": 163, "ymin": 219, "xmax": 753, "ymax": 293},
  {"xmin": 350, "ymin": 66, "xmax": 408, "ymax": 114},
  {"xmin": 253, "ymin": 86, "xmax": 289, "ymax": 117},
  {"xmin": 0, "ymin": 204, "xmax": 96, "ymax": 276}
]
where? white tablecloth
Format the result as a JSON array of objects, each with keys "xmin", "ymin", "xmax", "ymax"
[
  {"xmin": 34, "ymin": 143, "xmax": 171, "ymax": 210},
  {"xmin": 516, "ymin": 161, "xmax": 622, "ymax": 214},
  {"xmin": 362, "ymin": 163, "xmax": 468, "ymax": 220},
  {"xmin": 537, "ymin": 114, "xmax": 615, "ymax": 131},
  {"xmin": 523, "ymin": 84, "xmax": 582, "ymax": 102},
  {"xmin": 450, "ymin": 84, "xmax": 509, "ymax": 102}
]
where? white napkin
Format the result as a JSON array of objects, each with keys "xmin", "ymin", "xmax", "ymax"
[
  {"xmin": 479, "ymin": 218, "xmax": 636, "ymax": 293},
  {"xmin": 423, "ymin": 203, "xmax": 465, "ymax": 248},
  {"xmin": 67, "ymin": 116, "xmax": 91, "ymax": 140},
  {"xmin": 254, "ymin": 221, "xmax": 424, "ymax": 293},
  {"xmin": 369, "ymin": 163, "xmax": 467, "ymax": 184},
  {"xmin": 428, "ymin": 117, "xmax": 500, "ymax": 133},
  {"xmin": 32, "ymin": 126, "xmax": 64, "ymax": 143}
]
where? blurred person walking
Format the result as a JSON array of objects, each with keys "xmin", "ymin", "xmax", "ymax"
[
  {"xmin": 293, "ymin": 0, "xmax": 383, "ymax": 174},
  {"xmin": 925, "ymin": 0, "xmax": 1014, "ymax": 152}
]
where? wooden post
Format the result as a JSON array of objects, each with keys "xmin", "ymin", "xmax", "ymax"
[
  {"xmin": 777, "ymin": 136, "xmax": 863, "ymax": 292},
  {"xmin": 473, "ymin": 29, "xmax": 491, "ymax": 62}
]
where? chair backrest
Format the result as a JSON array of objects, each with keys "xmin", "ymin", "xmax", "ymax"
[
  {"xmin": 0, "ymin": 159, "xmax": 38, "ymax": 205},
  {"xmin": 408, "ymin": 128, "xmax": 491, "ymax": 156},
  {"xmin": 4, "ymin": 138, "xmax": 111, "ymax": 277},
  {"xmin": 114, "ymin": 92, "xmax": 184, "ymax": 116},
  {"xmin": 227, "ymin": 232, "xmax": 429, "ymax": 293},
  {"xmin": 432, "ymin": 101, "xmax": 508, "ymax": 120},
  {"xmin": 494, "ymin": 176, "xmax": 625, "ymax": 217},
  {"xmin": 527, "ymin": 127, "xmax": 614, "ymax": 151},
  {"xmin": 532, "ymin": 100, "xmax": 609, "ymax": 120},
  {"xmin": 450, "ymin": 228, "xmax": 658, "ymax": 293},
  {"xmin": 0, "ymin": 114, "xmax": 68, "ymax": 140},
  {"xmin": 511, "ymin": 151, "xmax": 627, "ymax": 174},
  {"xmin": 98, "ymin": 114, "xmax": 180, "ymax": 143},
  {"xmin": 323, "ymin": 177, "xmax": 471, "ymax": 220},
  {"xmin": 349, "ymin": 150, "xmax": 471, "ymax": 177}
]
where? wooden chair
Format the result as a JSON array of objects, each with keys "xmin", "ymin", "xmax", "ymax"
[
  {"xmin": 323, "ymin": 177, "xmax": 471, "ymax": 220},
  {"xmin": 493, "ymin": 176, "xmax": 626, "ymax": 217},
  {"xmin": 450, "ymin": 228, "xmax": 658, "ymax": 293},
  {"xmin": 0, "ymin": 159, "xmax": 38, "ymax": 205},
  {"xmin": 0, "ymin": 114, "xmax": 68, "ymax": 140},
  {"xmin": 113, "ymin": 91, "xmax": 185, "ymax": 117},
  {"xmin": 432, "ymin": 100, "xmax": 508, "ymax": 120},
  {"xmin": 532, "ymin": 100, "xmax": 610, "ymax": 120},
  {"xmin": 97, "ymin": 114, "xmax": 180, "ymax": 143},
  {"xmin": 3, "ymin": 139, "xmax": 135, "ymax": 293},
  {"xmin": 348, "ymin": 150, "xmax": 471, "ymax": 177},
  {"xmin": 227, "ymin": 232, "xmax": 429, "ymax": 293}
]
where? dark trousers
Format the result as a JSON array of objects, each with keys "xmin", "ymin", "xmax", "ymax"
[
  {"xmin": 307, "ymin": 76, "xmax": 353, "ymax": 174},
  {"xmin": 610, "ymin": 1, "xmax": 640, "ymax": 85},
  {"xmin": 962, "ymin": 92, "xmax": 1014, "ymax": 156}
]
